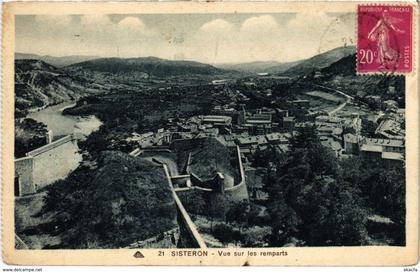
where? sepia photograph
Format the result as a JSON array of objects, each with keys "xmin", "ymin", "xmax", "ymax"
[{"xmin": 2, "ymin": 1, "xmax": 418, "ymax": 266}]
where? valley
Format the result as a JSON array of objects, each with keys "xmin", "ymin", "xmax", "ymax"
[{"xmin": 14, "ymin": 46, "xmax": 406, "ymax": 249}]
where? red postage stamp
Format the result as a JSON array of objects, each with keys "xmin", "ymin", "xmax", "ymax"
[{"xmin": 357, "ymin": 5, "xmax": 413, "ymax": 74}]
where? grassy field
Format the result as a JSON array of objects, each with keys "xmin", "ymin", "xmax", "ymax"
[
  {"xmin": 306, "ymin": 90, "xmax": 345, "ymax": 103},
  {"xmin": 297, "ymin": 93, "xmax": 338, "ymax": 113}
]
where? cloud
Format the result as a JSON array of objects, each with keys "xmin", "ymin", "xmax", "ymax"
[
  {"xmin": 187, "ymin": 15, "xmax": 294, "ymax": 63},
  {"xmin": 188, "ymin": 13, "xmax": 354, "ymax": 63},
  {"xmin": 79, "ymin": 15, "xmax": 113, "ymax": 31},
  {"xmin": 187, "ymin": 16, "xmax": 282, "ymax": 63},
  {"xmin": 287, "ymin": 12, "xmax": 331, "ymax": 30},
  {"xmin": 80, "ymin": 15, "xmax": 112, "ymax": 26},
  {"xmin": 17, "ymin": 13, "xmax": 355, "ymax": 63},
  {"xmin": 117, "ymin": 17, "xmax": 146, "ymax": 32},
  {"xmin": 186, "ymin": 19, "xmax": 237, "ymax": 63},
  {"xmin": 282, "ymin": 12, "xmax": 355, "ymax": 58},
  {"xmin": 240, "ymin": 15, "xmax": 278, "ymax": 34},
  {"xmin": 200, "ymin": 19, "xmax": 234, "ymax": 33}
]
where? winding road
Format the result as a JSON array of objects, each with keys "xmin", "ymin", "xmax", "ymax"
[{"xmin": 328, "ymin": 98, "xmax": 351, "ymax": 116}]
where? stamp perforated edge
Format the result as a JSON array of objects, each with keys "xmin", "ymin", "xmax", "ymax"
[{"xmin": 355, "ymin": 2, "xmax": 418, "ymax": 76}]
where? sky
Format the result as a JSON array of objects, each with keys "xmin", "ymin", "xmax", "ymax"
[{"xmin": 15, "ymin": 12, "xmax": 356, "ymax": 64}]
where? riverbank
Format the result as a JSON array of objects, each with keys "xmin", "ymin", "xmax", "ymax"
[{"xmin": 28, "ymin": 101, "xmax": 102, "ymax": 139}]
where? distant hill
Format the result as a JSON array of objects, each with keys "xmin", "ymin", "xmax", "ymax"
[
  {"xmin": 216, "ymin": 61, "xmax": 281, "ymax": 73},
  {"xmin": 15, "ymin": 53, "xmax": 99, "ymax": 67},
  {"xmin": 283, "ymin": 46, "xmax": 356, "ymax": 76},
  {"xmin": 216, "ymin": 60, "xmax": 301, "ymax": 74},
  {"xmin": 265, "ymin": 60, "xmax": 304, "ymax": 74},
  {"xmin": 320, "ymin": 54, "xmax": 356, "ymax": 77},
  {"xmin": 68, "ymin": 57, "xmax": 226, "ymax": 77},
  {"xmin": 15, "ymin": 59, "xmax": 102, "ymax": 116},
  {"xmin": 216, "ymin": 47, "xmax": 355, "ymax": 75}
]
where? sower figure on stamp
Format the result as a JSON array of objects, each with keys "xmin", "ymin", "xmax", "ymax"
[{"xmin": 368, "ymin": 10, "xmax": 405, "ymax": 68}]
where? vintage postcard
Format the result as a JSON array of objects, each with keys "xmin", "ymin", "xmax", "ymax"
[{"xmin": 2, "ymin": 1, "xmax": 419, "ymax": 266}]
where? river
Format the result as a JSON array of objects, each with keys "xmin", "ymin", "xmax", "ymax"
[{"xmin": 28, "ymin": 101, "xmax": 102, "ymax": 139}]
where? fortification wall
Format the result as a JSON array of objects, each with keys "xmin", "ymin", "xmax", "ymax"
[
  {"xmin": 145, "ymin": 144, "xmax": 248, "ymax": 220},
  {"xmin": 15, "ymin": 157, "xmax": 34, "ymax": 196},
  {"xmin": 29, "ymin": 136, "xmax": 82, "ymax": 190},
  {"xmin": 171, "ymin": 138, "xmax": 207, "ymax": 172},
  {"xmin": 179, "ymin": 145, "xmax": 248, "ymax": 205},
  {"xmin": 161, "ymin": 164, "xmax": 207, "ymax": 248},
  {"xmin": 223, "ymin": 146, "xmax": 248, "ymax": 201},
  {"xmin": 224, "ymin": 180, "xmax": 248, "ymax": 202}
]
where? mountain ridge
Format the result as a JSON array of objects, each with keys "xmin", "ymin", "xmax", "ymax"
[
  {"xmin": 216, "ymin": 60, "xmax": 302, "ymax": 74},
  {"xmin": 15, "ymin": 59, "xmax": 103, "ymax": 117},
  {"xmin": 283, "ymin": 46, "xmax": 356, "ymax": 76},
  {"xmin": 14, "ymin": 46, "xmax": 360, "ymax": 117},
  {"xmin": 214, "ymin": 46, "xmax": 355, "ymax": 75},
  {"xmin": 67, "ymin": 57, "xmax": 227, "ymax": 77},
  {"xmin": 15, "ymin": 53, "xmax": 100, "ymax": 68}
]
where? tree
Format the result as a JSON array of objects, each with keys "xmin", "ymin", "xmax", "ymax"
[
  {"xmin": 207, "ymin": 193, "xmax": 228, "ymax": 228},
  {"xmin": 79, "ymin": 126, "xmax": 109, "ymax": 158},
  {"xmin": 295, "ymin": 178, "xmax": 368, "ymax": 246},
  {"xmin": 212, "ymin": 223, "xmax": 234, "ymax": 245},
  {"xmin": 179, "ymin": 191, "xmax": 207, "ymax": 216},
  {"xmin": 15, "ymin": 118, "xmax": 49, "ymax": 158},
  {"xmin": 340, "ymin": 155, "xmax": 405, "ymax": 245},
  {"xmin": 39, "ymin": 152, "xmax": 178, "ymax": 249},
  {"xmin": 290, "ymin": 125, "xmax": 318, "ymax": 150},
  {"xmin": 361, "ymin": 117, "xmax": 378, "ymax": 137},
  {"xmin": 266, "ymin": 195, "xmax": 301, "ymax": 246},
  {"xmin": 252, "ymin": 147, "xmax": 276, "ymax": 168},
  {"xmin": 231, "ymin": 230, "xmax": 243, "ymax": 246},
  {"xmin": 226, "ymin": 200, "xmax": 250, "ymax": 225},
  {"xmin": 364, "ymin": 164, "xmax": 405, "ymax": 245},
  {"xmin": 136, "ymin": 115, "xmax": 147, "ymax": 132},
  {"xmin": 264, "ymin": 124, "xmax": 369, "ymax": 246},
  {"xmin": 307, "ymin": 143, "xmax": 339, "ymax": 177}
]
